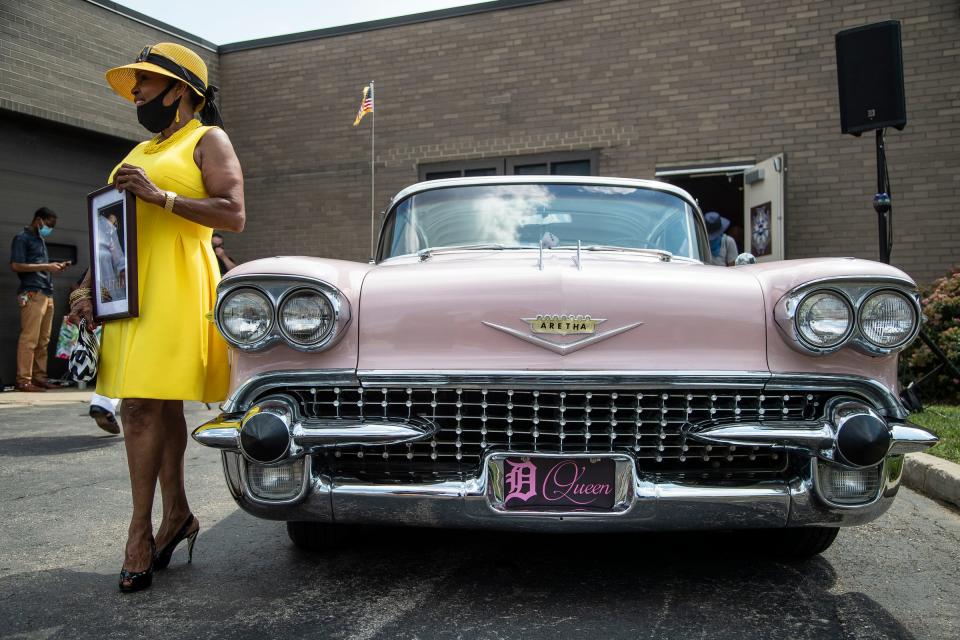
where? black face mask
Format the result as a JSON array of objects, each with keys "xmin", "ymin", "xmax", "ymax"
[{"xmin": 136, "ymin": 82, "xmax": 182, "ymax": 133}]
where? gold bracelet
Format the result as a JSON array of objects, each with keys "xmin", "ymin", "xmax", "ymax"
[{"xmin": 164, "ymin": 190, "xmax": 177, "ymax": 212}]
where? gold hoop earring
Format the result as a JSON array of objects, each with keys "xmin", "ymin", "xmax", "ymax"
[{"xmin": 175, "ymin": 109, "xmax": 180, "ymax": 123}]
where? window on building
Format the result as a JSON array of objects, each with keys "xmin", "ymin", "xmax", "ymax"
[{"xmin": 419, "ymin": 151, "xmax": 597, "ymax": 181}]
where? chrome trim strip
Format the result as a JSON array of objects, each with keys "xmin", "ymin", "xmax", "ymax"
[
  {"xmin": 889, "ymin": 422, "xmax": 940, "ymax": 454},
  {"xmin": 193, "ymin": 412, "xmax": 242, "ymax": 449},
  {"xmin": 292, "ymin": 418, "xmax": 439, "ymax": 447},
  {"xmin": 221, "ymin": 451, "xmax": 243, "ymax": 499},
  {"xmin": 194, "ymin": 426, "xmax": 240, "ymax": 449},
  {"xmin": 782, "ymin": 274, "xmax": 918, "ymax": 291},
  {"xmin": 222, "ymin": 369, "xmax": 359, "ymax": 413},
  {"xmin": 481, "ymin": 321, "xmax": 644, "ymax": 356},
  {"xmin": 689, "ymin": 421, "xmax": 834, "ymax": 450},
  {"xmin": 356, "ymin": 370, "xmax": 771, "ymax": 389},
  {"xmin": 386, "ymin": 176, "xmax": 701, "ymax": 216},
  {"xmin": 327, "ymin": 470, "xmax": 791, "ymax": 531}
]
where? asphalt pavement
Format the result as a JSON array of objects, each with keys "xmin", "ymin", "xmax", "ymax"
[{"xmin": 1, "ymin": 390, "xmax": 958, "ymax": 640}]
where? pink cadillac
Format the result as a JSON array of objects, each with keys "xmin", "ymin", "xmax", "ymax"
[{"xmin": 193, "ymin": 176, "xmax": 937, "ymax": 557}]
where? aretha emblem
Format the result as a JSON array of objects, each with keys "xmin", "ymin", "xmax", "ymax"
[{"xmin": 524, "ymin": 314, "xmax": 597, "ymax": 335}]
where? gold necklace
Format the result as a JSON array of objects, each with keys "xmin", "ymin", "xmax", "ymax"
[{"xmin": 143, "ymin": 119, "xmax": 201, "ymax": 155}]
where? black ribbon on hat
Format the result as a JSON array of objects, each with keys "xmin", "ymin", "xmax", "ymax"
[
  {"xmin": 199, "ymin": 84, "xmax": 224, "ymax": 129},
  {"xmin": 137, "ymin": 47, "xmax": 224, "ymax": 128}
]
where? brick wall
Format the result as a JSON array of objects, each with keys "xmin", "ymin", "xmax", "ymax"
[
  {"xmin": 1, "ymin": 0, "xmax": 957, "ymax": 283},
  {"xmin": 0, "ymin": 0, "xmax": 218, "ymax": 141},
  {"xmin": 220, "ymin": 0, "xmax": 960, "ymax": 284}
]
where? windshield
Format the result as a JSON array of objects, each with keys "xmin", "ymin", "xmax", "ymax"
[{"xmin": 379, "ymin": 183, "xmax": 702, "ymax": 260}]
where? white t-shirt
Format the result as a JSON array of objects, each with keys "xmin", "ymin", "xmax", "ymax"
[{"xmin": 709, "ymin": 234, "xmax": 738, "ymax": 266}]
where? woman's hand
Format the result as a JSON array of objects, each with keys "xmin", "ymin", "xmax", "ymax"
[
  {"xmin": 114, "ymin": 163, "xmax": 164, "ymax": 206},
  {"xmin": 69, "ymin": 298, "xmax": 97, "ymax": 330}
]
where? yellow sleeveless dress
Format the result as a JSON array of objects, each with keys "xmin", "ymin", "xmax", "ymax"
[{"xmin": 97, "ymin": 118, "xmax": 229, "ymax": 402}]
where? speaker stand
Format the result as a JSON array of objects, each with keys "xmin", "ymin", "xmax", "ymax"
[{"xmin": 872, "ymin": 129, "xmax": 892, "ymax": 264}]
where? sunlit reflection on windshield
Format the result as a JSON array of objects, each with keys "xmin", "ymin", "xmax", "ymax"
[{"xmin": 381, "ymin": 183, "xmax": 699, "ymax": 260}]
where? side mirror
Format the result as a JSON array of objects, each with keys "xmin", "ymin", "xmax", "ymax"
[{"xmin": 735, "ymin": 252, "xmax": 757, "ymax": 266}]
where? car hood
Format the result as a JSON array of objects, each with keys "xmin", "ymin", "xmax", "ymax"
[{"xmin": 357, "ymin": 250, "xmax": 768, "ymax": 372}]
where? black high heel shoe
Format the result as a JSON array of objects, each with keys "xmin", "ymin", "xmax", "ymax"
[
  {"xmin": 119, "ymin": 539, "xmax": 155, "ymax": 593},
  {"xmin": 154, "ymin": 514, "xmax": 199, "ymax": 570}
]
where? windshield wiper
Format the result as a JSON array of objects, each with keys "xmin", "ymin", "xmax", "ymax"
[
  {"xmin": 417, "ymin": 243, "xmax": 521, "ymax": 261},
  {"xmin": 574, "ymin": 245, "xmax": 674, "ymax": 262}
]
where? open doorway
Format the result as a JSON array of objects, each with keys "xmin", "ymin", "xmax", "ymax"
[
  {"xmin": 658, "ymin": 169, "xmax": 746, "ymax": 255},
  {"xmin": 657, "ymin": 156, "xmax": 786, "ymax": 262}
]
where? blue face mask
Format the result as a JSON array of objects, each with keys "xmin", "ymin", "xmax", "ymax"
[
  {"xmin": 710, "ymin": 235, "xmax": 722, "ymax": 255},
  {"xmin": 39, "ymin": 224, "xmax": 53, "ymax": 238}
]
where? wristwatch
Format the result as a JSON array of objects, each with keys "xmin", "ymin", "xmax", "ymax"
[{"xmin": 163, "ymin": 190, "xmax": 177, "ymax": 212}]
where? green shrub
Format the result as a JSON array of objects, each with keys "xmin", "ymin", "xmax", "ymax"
[{"xmin": 900, "ymin": 266, "xmax": 960, "ymax": 404}]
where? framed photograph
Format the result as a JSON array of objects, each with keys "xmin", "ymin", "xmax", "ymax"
[
  {"xmin": 750, "ymin": 201, "xmax": 773, "ymax": 258},
  {"xmin": 86, "ymin": 185, "xmax": 138, "ymax": 321}
]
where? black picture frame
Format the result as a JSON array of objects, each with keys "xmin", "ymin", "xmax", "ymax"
[{"xmin": 86, "ymin": 184, "xmax": 139, "ymax": 321}]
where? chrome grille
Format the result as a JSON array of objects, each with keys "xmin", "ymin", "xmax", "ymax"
[{"xmin": 272, "ymin": 386, "xmax": 833, "ymax": 480}]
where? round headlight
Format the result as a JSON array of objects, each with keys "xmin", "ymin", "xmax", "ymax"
[
  {"xmin": 279, "ymin": 290, "xmax": 334, "ymax": 345},
  {"xmin": 859, "ymin": 291, "xmax": 917, "ymax": 348},
  {"xmin": 796, "ymin": 291, "xmax": 853, "ymax": 349},
  {"xmin": 219, "ymin": 288, "xmax": 273, "ymax": 345}
]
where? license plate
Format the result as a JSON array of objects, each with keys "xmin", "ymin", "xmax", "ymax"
[{"xmin": 501, "ymin": 456, "xmax": 616, "ymax": 511}]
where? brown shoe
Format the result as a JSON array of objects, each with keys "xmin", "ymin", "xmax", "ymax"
[
  {"xmin": 32, "ymin": 378, "xmax": 59, "ymax": 389},
  {"xmin": 15, "ymin": 382, "xmax": 47, "ymax": 392}
]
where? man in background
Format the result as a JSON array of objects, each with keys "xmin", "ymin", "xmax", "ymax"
[
  {"xmin": 10, "ymin": 207, "xmax": 69, "ymax": 392},
  {"xmin": 211, "ymin": 232, "xmax": 238, "ymax": 275}
]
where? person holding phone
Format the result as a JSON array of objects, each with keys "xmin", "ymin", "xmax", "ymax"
[{"xmin": 9, "ymin": 206, "xmax": 69, "ymax": 392}]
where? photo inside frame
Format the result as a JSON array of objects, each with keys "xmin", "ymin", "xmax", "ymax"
[{"xmin": 90, "ymin": 193, "xmax": 131, "ymax": 318}]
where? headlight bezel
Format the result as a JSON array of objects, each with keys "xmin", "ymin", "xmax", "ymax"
[
  {"xmin": 775, "ymin": 278, "xmax": 921, "ymax": 357},
  {"xmin": 215, "ymin": 275, "xmax": 351, "ymax": 353}
]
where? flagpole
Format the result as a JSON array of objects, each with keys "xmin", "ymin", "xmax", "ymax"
[{"xmin": 370, "ymin": 80, "xmax": 376, "ymax": 260}]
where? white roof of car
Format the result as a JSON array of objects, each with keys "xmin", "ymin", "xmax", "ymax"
[{"xmin": 388, "ymin": 175, "xmax": 701, "ymax": 212}]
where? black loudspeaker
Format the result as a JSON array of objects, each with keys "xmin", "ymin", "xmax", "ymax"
[{"xmin": 835, "ymin": 21, "xmax": 907, "ymax": 136}]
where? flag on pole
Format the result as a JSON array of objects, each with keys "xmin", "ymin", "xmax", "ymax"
[{"xmin": 353, "ymin": 84, "xmax": 374, "ymax": 126}]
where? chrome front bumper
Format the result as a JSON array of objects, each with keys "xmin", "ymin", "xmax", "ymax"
[{"xmin": 220, "ymin": 451, "xmax": 906, "ymax": 532}]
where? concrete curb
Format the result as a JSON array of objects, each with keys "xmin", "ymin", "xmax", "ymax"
[{"xmin": 903, "ymin": 452, "xmax": 960, "ymax": 511}]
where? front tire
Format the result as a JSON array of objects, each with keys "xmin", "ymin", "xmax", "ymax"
[
  {"xmin": 286, "ymin": 521, "xmax": 346, "ymax": 552},
  {"xmin": 776, "ymin": 526, "xmax": 840, "ymax": 559}
]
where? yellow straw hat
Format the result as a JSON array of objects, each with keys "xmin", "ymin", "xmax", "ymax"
[
  {"xmin": 106, "ymin": 42, "xmax": 208, "ymax": 103},
  {"xmin": 106, "ymin": 43, "xmax": 223, "ymax": 127}
]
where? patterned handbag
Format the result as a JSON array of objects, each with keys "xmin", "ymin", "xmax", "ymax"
[{"xmin": 68, "ymin": 319, "xmax": 100, "ymax": 382}]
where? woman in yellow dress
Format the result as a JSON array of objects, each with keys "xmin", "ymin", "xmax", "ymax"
[{"xmin": 70, "ymin": 43, "xmax": 245, "ymax": 592}]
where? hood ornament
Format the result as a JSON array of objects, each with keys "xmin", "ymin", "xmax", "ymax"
[{"xmin": 483, "ymin": 314, "xmax": 643, "ymax": 355}]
